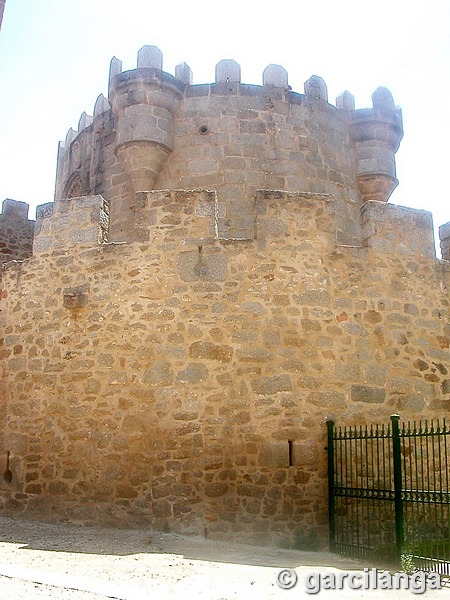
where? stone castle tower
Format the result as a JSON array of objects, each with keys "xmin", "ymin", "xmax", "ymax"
[{"xmin": 0, "ymin": 46, "xmax": 449, "ymax": 545}]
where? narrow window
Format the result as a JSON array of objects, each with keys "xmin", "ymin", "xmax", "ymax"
[{"xmin": 288, "ymin": 440, "xmax": 294, "ymax": 467}]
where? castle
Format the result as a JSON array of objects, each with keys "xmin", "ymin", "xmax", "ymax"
[{"xmin": 1, "ymin": 46, "xmax": 449, "ymax": 545}]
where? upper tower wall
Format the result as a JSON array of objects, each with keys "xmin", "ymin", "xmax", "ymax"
[{"xmin": 54, "ymin": 45, "xmax": 403, "ymax": 244}]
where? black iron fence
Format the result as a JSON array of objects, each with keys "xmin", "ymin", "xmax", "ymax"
[{"xmin": 327, "ymin": 415, "xmax": 450, "ymax": 574}]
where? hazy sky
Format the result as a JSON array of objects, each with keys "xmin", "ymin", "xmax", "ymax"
[{"xmin": 0, "ymin": 0, "xmax": 448, "ymax": 252}]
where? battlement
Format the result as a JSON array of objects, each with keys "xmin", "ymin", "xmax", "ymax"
[
  {"xmin": 58, "ymin": 45, "xmax": 403, "ymax": 156},
  {"xmin": 30, "ymin": 189, "xmax": 439, "ymax": 264},
  {"xmin": 0, "ymin": 199, "xmax": 35, "ymax": 264},
  {"xmin": 54, "ymin": 45, "xmax": 404, "ymax": 245},
  {"xmin": 440, "ymin": 221, "xmax": 450, "ymax": 261}
]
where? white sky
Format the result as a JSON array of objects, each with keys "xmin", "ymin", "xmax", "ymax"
[{"xmin": 0, "ymin": 0, "xmax": 449, "ymax": 253}]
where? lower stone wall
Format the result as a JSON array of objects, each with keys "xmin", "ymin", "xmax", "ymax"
[{"xmin": 0, "ymin": 191, "xmax": 449, "ymax": 546}]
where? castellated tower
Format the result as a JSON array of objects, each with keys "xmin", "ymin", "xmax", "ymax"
[
  {"xmin": 0, "ymin": 46, "xmax": 449, "ymax": 546},
  {"xmin": 54, "ymin": 46, "xmax": 403, "ymax": 244}
]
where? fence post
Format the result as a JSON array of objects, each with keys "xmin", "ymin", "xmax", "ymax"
[
  {"xmin": 391, "ymin": 414, "xmax": 404, "ymax": 563},
  {"xmin": 326, "ymin": 419, "xmax": 336, "ymax": 552}
]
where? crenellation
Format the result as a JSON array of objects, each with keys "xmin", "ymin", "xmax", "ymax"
[
  {"xmin": 304, "ymin": 75, "xmax": 328, "ymax": 102},
  {"xmin": 0, "ymin": 199, "xmax": 35, "ymax": 264},
  {"xmin": 372, "ymin": 85, "xmax": 396, "ymax": 113},
  {"xmin": 215, "ymin": 59, "xmax": 241, "ymax": 83},
  {"xmin": 335, "ymin": 90, "xmax": 355, "ymax": 110},
  {"xmin": 64, "ymin": 127, "xmax": 78, "ymax": 149},
  {"xmin": 33, "ymin": 195, "xmax": 108, "ymax": 254},
  {"xmin": 137, "ymin": 44, "xmax": 163, "ymax": 70},
  {"xmin": 175, "ymin": 62, "xmax": 193, "ymax": 85},
  {"xmin": 1, "ymin": 45, "xmax": 449, "ymax": 546},
  {"xmin": 361, "ymin": 202, "xmax": 436, "ymax": 258},
  {"xmin": 93, "ymin": 93, "xmax": 110, "ymax": 117},
  {"xmin": 262, "ymin": 64, "xmax": 289, "ymax": 88},
  {"xmin": 1, "ymin": 198, "xmax": 29, "ymax": 221},
  {"xmin": 78, "ymin": 111, "xmax": 93, "ymax": 131},
  {"xmin": 439, "ymin": 221, "xmax": 450, "ymax": 261},
  {"xmin": 108, "ymin": 56, "xmax": 122, "ymax": 91}
]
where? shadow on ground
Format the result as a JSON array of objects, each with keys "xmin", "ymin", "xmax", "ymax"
[{"xmin": 0, "ymin": 515, "xmax": 370, "ymax": 570}]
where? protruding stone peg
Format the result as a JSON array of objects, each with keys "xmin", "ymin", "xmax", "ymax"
[
  {"xmin": 372, "ymin": 87, "xmax": 395, "ymax": 113},
  {"xmin": 263, "ymin": 64, "xmax": 289, "ymax": 88},
  {"xmin": 175, "ymin": 62, "xmax": 193, "ymax": 85},
  {"xmin": 215, "ymin": 59, "xmax": 241, "ymax": 83},
  {"xmin": 137, "ymin": 45, "xmax": 163, "ymax": 69},
  {"xmin": 304, "ymin": 75, "xmax": 328, "ymax": 102},
  {"xmin": 78, "ymin": 112, "xmax": 93, "ymax": 131},
  {"xmin": 63, "ymin": 284, "xmax": 90, "ymax": 309},
  {"xmin": 336, "ymin": 90, "xmax": 355, "ymax": 111},
  {"xmin": 109, "ymin": 56, "xmax": 122, "ymax": 90},
  {"xmin": 93, "ymin": 93, "xmax": 110, "ymax": 117}
]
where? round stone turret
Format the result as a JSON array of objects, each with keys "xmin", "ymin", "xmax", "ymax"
[
  {"xmin": 350, "ymin": 87, "xmax": 403, "ymax": 202},
  {"xmin": 108, "ymin": 46, "xmax": 184, "ymax": 194}
]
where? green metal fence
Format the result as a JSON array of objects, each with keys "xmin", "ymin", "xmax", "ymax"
[{"xmin": 327, "ymin": 415, "xmax": 450, "ymax": 574}]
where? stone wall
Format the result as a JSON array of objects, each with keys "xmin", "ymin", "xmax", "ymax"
[
  {"xmin": 0, "ymin": 199, "xmax": 34, "ymax": 264},
  {"xmin": 0, "ymin": 191, "xmax": 448, "ymax": 546}
]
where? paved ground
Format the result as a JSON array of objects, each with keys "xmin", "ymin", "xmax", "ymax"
[{"xmin": 0, "ymin": 516, "xmax": 447, "ymax": 599}]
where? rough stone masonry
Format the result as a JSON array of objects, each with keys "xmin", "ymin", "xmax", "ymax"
[{"xmin": 0, "ymin": 45, "xmax": 449, "ymax": 547}]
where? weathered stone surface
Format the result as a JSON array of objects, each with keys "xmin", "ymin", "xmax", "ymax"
[
  {"xmin": 308, "ymin": 391, "xmax": 346, "ymax": 408},
  {"xmin": 237, "ymin": 484, "xmax": 265, "ymax": 499},
  {"xmin": 142, "ymin": 362, "xmax": 173, "ymax": 386},
  {"xmin": 189, "ymin": 341, "xmax": 233, "ymax": 362},
  {"xmin": 205, "ymin": 483, "xmax": 228, "ymax": 497},
  {"xmin": 263, "ymin": 64, "xmax": 288, "ymax": 88},
  {"xmin": 372, "ymin": 87, "xmax": 395, "ymax": 112},
  {"xmin": 336, "ymin": 90, "xmax": 355, "ymax": 110},
  {"xmin": 175, "ymin": 62, "xmax": 193, "ymax": 85},
  {"xmin": 251, "ymin": 374, "xmax": 292, "ymax": 395},
  {"xmin": 215, "ymin": 59, "xmax": 241, "ymax": 83},
  {"xmin": 351, "ymin": 385, "xmax": 386, "ymax": 403},
  {"xmin": 153, "ymin": 499, "xmax": 172, "ymax": 518},
  {"xmin": 177, "ymin": 251, "xmax": 227, "ymax": 282},
  {"xmin": 304, "ymin": 75, "xmax": 328, "ymax": 101},
  {"xmin": 0, "ymin": 199, "xmax": 34, "ymax": 264},
  {"xmin": 440, "ymin": 221, "xmax": 450, "ymax": 261},
  {"xmin": 109, "ymin": 56, "xmax": 122, "ymax": 89},
  {"xmin": 63, "ymin": 284, "xmax": 89, "ymax": 309},
  {"xmin": 137, "ymin": 45, "xmax": 163, "ymax": 69},
  {"xmin": 260, "ymin": 442, "xmax": 289, "ymax": 467},
  {"xmin": 176, "ymin": 363, "xmax": 208, "ymax": 383}
]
